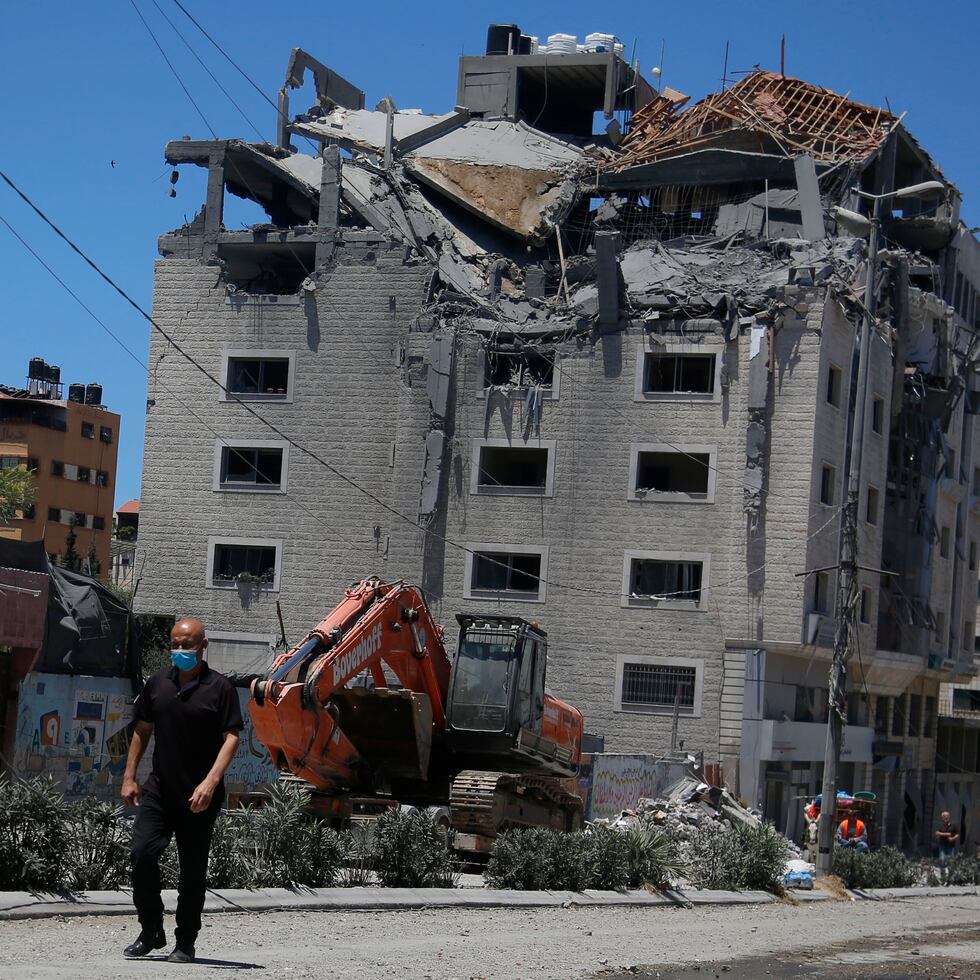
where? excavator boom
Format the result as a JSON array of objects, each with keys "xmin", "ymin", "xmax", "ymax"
[{"xmin": 249, "ymin": 578, "xmax": 450, "ymax": 792}]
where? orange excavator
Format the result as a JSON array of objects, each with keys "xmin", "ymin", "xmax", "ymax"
[{"xmin": 248, "ymin": 577, "xmax": 584, "ymax": 850}]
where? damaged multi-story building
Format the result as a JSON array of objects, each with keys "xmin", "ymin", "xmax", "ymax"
[{"xmin": 136, "ymin": 28, "xmax": 980, "ymax": 849}]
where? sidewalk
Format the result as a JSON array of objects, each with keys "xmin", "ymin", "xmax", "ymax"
[{"xmin": 0, "ymin": 884, "xmax": 975, "ymax": 921}]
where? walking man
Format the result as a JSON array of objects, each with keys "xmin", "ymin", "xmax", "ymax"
[
  {"xmin": 935, "ymin": 810, "xmax": 960, "ymax": 866},
  {"xmin": 121, "ymin": 617, "xmax": 242, "ymax": 963}
]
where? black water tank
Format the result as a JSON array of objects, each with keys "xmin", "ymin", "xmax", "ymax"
[
  {"xmin": 84, "ymin": 383, "xmax": 103, "ymax": 406},
  {"xmin": 29, "ymin": 357, "xmax": 46, "ymax": 380},
  {"xmin": 486, "ymin": 23, "xmax": 520, "ymax": 55},
  {"xmin": 68, "ymin": 384, "xmax": 85, "ymax": 404},
  {"xmin": 46, "ymin": 364, "xmax": 61, "ymax": 385},
  {"xmin": 518, "ymin": 34, "xmax": 533, "ymax": 55}
]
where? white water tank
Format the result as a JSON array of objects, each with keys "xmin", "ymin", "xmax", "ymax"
[{"xmin": 546, "ymin": 33, "xmax": 577, "ymax": 54}]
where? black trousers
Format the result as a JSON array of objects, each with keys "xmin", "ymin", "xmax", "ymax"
[{"xmin": 130, "ymin": 780, "xmax": 219, "ymax": 947}]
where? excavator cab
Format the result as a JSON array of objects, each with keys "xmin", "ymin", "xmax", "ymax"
[{"xmin": 446, "ymin": 615, "xmax": 581, "ymax": 778}]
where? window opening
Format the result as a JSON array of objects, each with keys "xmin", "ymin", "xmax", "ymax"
[
  {"xmin": 471, "ymin": 552, "xmax": 542, "ymax": 598},
  {"xmin": 635, "ymin": 451, "xmax": 709, "ymax": 496},
  {"xmin": 227, "ymin": 357, "xmax": 290, "ymax": 397},
  {"xmin": 866, "ymin": 486, "xmax": 879, "ymax": 525},
  {"xmin": 220, "ymin": 447, "xmax": 284, "ymax": 487},
  {"xmin": 630, "ymin": 559, "xmax": 703, "ymax": 602},
  {"xmin": 621, "ymin": 663, "xmax": 696, "ymax": 711},
  {"xmin": 872, "ymin": 397, "xmax": 884, "ymax": 434},
  {"xmin": 483, "ymin": 349, "xmax": 555, "ymax": 390},
  {"xmin": 212, "ymin": 544, "xmax": 277, "ymax": 585},
  {"xmin": 477, "ymin": 446, "xmax": 548, "ymax": 493},
  {"xmin": 820, "ymin": 465, "xmax": 836, "ymax": 505},
  {"xmin": 826, "ymin": 365, "xmax": 842, "ymax": 407},
  {"xmin": 644, "ymin": 353, "xmax": 715, "ymax": 394}
]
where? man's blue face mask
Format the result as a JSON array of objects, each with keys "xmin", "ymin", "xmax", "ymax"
[{"xmin": 171, "ymin": 649, "xmax": 199, "ymax": 671}]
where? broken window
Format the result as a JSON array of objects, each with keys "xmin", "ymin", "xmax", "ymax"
[
  {"xmin": 227, "ymin": 357, "xmax": 290, "ymax": 398},
  {"xmin": 219, "ymin": 242, "xmax": 314, "ymax": 296},
  {"xmin": 93, "ymin": 516, "xmax": 105, "ymax": 531},
  {"xmin": 629, "ymin": 559, "xmax": 703, "ymax": 603},
  {"xmin": 483, "ymin": 348, "xmax": 555, "ymax": 391},
  {"xmin": 96, "ymin": 470, "xmax": 110, "ymax": 487},
  {"xmin": 826, "ymin": 365, "xmax": 842, "ymax": 408},
  {"xmin": 211, "ymin": 543, "xmax": 278, "ymax": 586},
  {"xmin": 820, "ymin": 465, "xmax": 836, "ymax": 506},
  {"xmin": 866, "ymin": 486, "xmax": 880, "ymax": 525},
  {"xmin": 643, "ymin": 353, "xmax": 715, "ymax": 395},
  {"xmin": 476, "ymin": 445, "xmax": 549, "ymax": 494},
  {"xmin": 81, "ymin": 421, "xmax": 95, "ymax": 439},
  {"xmin": 634, "ymin": 450, "xmax": 710, "ymax": 498},
  {"xmin": 813, "ymin": 572, "xmax": 830, "ymax": 614},
  {"xmin": 220, "ymin": 446, "xmax": 284, "ymax": 488},
  {"xmin": 77, "ymin": 466, "xmax": 91, "ymax": 484},
  {"xmin": 872, "ymin": 397, "xmax": 884, "ymax": 435},
  {"xmin": 860, "ymin": 588, "xmax": 872, "ymax": 624},
  {"xmin": 50, "ymin": 460, "xmax": 64, "ymax": 478},
  {"xmin": 470, "ymin": 551, "xmax": 543, "ymax": 600},
  {"xmin": 47, "ymin": 506, "xmax": 61, "ymax": 523},
  {"xmin": 620, "ymin": 662, "xmax": 697, "ymax": 713}
]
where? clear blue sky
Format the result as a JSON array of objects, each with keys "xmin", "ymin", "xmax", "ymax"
[{"xmin": 1, "ymin": 1, "xmax": 977, "ymax": 509}]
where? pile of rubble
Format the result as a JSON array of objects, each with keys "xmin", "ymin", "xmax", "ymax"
[{"xmin": 598, "ymin": 773, "xmax": 814, "ymax": 888}]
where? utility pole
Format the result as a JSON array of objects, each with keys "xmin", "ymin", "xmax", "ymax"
[
  {"xmin": 816, "ymin": 179, "xmax": 945, "ymax": 876},
  {"xmin": 814, "ymin": 195, "xmax": 879, "ymax": 877}
]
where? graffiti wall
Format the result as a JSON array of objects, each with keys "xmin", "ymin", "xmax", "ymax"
[
  {"xmin": 12, "ymin": 672, "xmax": 277, "ymax": 800},
  {"xmin": 586, "ymin": 754, "xmax": 685, "ymax": 821}
]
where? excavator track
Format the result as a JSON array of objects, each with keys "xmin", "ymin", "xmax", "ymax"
[{"xmin": 450, "ymin": 769, "xmax": 583, "ymax": 838}]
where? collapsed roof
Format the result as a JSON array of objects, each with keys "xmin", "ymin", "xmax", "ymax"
[{"xmin": 612, "ymin": 70, "xmax": 901, "ymax": 169}]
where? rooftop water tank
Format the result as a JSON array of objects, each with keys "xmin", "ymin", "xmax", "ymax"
[
  {"xmin": 486, "ymin": 24, "xmax": 521, "ymax": 56},
  {"xmin": 68, "ymin": 384, "xmax": 85, "ymax": 404},
  {"xmin": 46, "ymin": 364, "xmax": 61, "ymax": 385},
  {"xmin": 84, "ymin": 383, "xmax": 103, "ymax": 406},
  {"xmin": 29, "ymin": 357, "xmax": 46, "ymax": 380}
]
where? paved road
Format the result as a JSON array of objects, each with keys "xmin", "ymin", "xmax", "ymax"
[{"xmin": 0, "ymin": 894, "xmax": 977, "ymax": 980}]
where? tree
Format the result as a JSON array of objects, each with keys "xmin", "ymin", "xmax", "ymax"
[
  {"xmin": 86, "ymin": 541, "xmax": 101, "ymax": 577},
  {"xmin": 0, "ymin": 465, "xmax": 36, "ymax": 524},
  {"xmin": 61, "ymin": 515, "xmax": 82, "ymax": 572},
  {"xmin": 105, "ymin": 583, "xmax": 174, "ymax": 676}
]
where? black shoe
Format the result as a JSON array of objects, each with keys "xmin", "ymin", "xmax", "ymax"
[
  {"xmin": 167, "ymin": 945, "xmax": 196, "ymax": 964},
  {"xmin": 124, "ymin": 926, "xmax": 167, "ymax": 957}
]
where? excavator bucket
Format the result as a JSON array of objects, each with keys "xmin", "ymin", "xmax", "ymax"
[{"xmin": 330, "ymin": 687, "xmax": 434, "ymax": 781}]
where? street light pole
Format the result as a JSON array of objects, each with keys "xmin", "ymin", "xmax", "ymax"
[
  {"xmin": 815, "ymin": 179, "xmax": 944, "ymax": 877},
  {"xmin": 814, "ymin": 194, "xmax": 880, "ymax": 878}
]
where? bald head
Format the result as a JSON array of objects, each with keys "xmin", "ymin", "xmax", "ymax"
[{"xmin": 172, "ymin": 618, "xmax": 207, "ymax": 648}]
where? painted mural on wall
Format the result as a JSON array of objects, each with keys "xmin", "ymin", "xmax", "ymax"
[
  {"xmin": 586, "ymin": 754, "xmax": 677, "ymax": 821},
  {"xmin": 13, "ymin": 672, "xmax": 277, "ymax": 800}
]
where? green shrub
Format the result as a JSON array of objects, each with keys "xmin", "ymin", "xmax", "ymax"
[
  {"xmin": 65, "ymin": 800, "xmax": 132, "ymax": 891},
  {"xmin": 208, "ymin": 810, "xmax": 256, "ymax": 889},
  {"xmin": 338, "ymin": 825, "xmax": 374, "ymax": 887},
  {"xmin": 734, "ymin": 822, "xmax": 790, "ymax": 893},
  {"xmin": 240, "ymin": 781, "xmax": 343, "ymax": 887},
  {"xmin": 0, "ymin": 775, "xmax": 74, "ymax": 891},
  {"xmin": 372, "ymin": 808, "xmax": 458, "ymax": 888},
  {"xmin": 832, "ymin": 845, "xmax": 918, "ymax": 889},
  {"xmin": 945, "ymin": 855, "xmax": 980, "ymax": 886},
  {"xmin": 688, "ymin": 820, "xmax": 788, "ymax": 893},
  {"xmin": 484, "ymin": 828, "xmax": 554, "ymax": 890},
  {"xmin": 485, "ymin": 826, "xmax": 645, "ymax": 892},
  {"xmin": 584, "ymin": 825, "xmax": 629, "ymax": 891},
  {"xmin": 625, "ymin": 823, "xmax": 685, "ymax": 889}
]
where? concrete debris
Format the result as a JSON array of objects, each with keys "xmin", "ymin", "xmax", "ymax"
[
  {"xmin": 595, "ymin": 772, "xmax": 805, "ymax": 885},
  {"xmin": 293, "ymin": 107, "xmax": 465, "ymax": 156}
]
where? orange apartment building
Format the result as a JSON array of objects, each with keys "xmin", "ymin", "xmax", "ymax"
[{"xmin": 1, "ymin": 360, "xmax": 120, "ymax": 578}]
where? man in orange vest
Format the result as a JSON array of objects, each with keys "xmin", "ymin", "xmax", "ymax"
[{"xmin": 836, "ymin": 815, "xmax": 869, "ymax": 852}]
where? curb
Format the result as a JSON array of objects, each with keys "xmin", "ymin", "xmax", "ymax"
[{"xmin": 0, "ymin": 884, "xmax": 974, "ymax": 921}]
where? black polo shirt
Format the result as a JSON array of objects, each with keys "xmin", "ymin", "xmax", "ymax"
[{"xmin": 134, "ymin": 662, "xmax": 243, "ymax": 807}]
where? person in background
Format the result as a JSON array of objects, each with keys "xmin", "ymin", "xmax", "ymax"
[
  {"xmin": 120, "ymin": 617, "xmax": 242, "ymax": 964},
  {"xmin": 835, "ymin": 815, "xmax": 869, "ymax": 853},
  {"xmin": 935, "ymin": 810, "xmax": 960, "ymax": 866}
]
